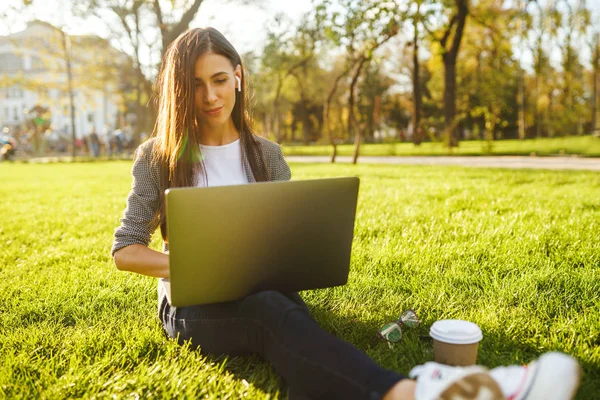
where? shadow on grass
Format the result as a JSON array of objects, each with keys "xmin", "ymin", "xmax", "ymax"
[
  {"xmin": 322, "ymin": 306, "xmax": 600, "ymax": 400},
  {"xmin": 173, "ymin": 301, "xmax": 598, "ymax": 400}
]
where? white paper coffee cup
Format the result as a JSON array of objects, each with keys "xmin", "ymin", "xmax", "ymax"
[{"xmin": 430, "ymin": 320, "xmax": 483, "ymax": 366}]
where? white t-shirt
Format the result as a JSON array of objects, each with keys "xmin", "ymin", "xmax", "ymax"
[
  {"xmin": 159, "ymin": 139, "xmax": 248, "ymax": 297},
  {"xmin": 197, "ymin": 139, "xmax": 248, "ymax": 187}
]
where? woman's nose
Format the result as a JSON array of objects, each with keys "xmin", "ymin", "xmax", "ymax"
[{"xmin": 204, "ymin": 85, "xmax": 218, "ymax": 103}]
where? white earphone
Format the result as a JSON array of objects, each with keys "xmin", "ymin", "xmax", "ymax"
[{"xmin": 235, "ymin": 76, "xmax": 242, "ymax": 92}]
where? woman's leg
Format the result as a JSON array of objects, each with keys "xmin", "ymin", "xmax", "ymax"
[{"xmin": 159, "ymin": 290, "xmax": 405, "ymax": 400}]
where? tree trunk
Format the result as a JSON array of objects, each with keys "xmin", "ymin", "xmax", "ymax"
[
  {"xmin": 298, "ymin": 89, "xmax": 310, "ymax": 145},
  {"xmin": 592, "ymin": 33, "xmax": 599, "ymax": 134},
  {"xmin": 155, "ymin": 0, "xmax": 205, "ymax": 57},
  {"xmin": 517, "ymin": 68, "xmax": 526, "ymax": 140},
  {"xmin": 135, "ymin": 66, "xmax": 143, "ymax": 145},
  {"xmin": 143, "ymin": 78, "xmax": 156, "ymax": 134},
  {"xmin": 338, "ymin": 105, "xmax": 347, "ymax": 142},
  {"xmin": 350, "ymin": 57, "xmax": 368, "ymax": 164},
  {"xmin": 534, "ymin": 40, "xmax": 542, "ymax": 139},
  {"xmin": 60, "ymin": 30, "xmax": 77, "ymax": 159},
  {"xmin": 543, "ymin": 91, "xmax": 551, "ymax": 138},
  {"xmin": 290, "ymin": 113, "xmax": 297, "ymax": 142},
  {"xmin": 594, "ymin": 68, "xmax": 599, "ymax": 133},
  {"xmin": 300, "ymin": 67, "xmax": 311, "ymax": 144},
  {"xmin": 324, "ymin": 61, "xmax": 356, "ymax": 163},
  {"xmin": 290, "ymin": 71, "xmax": 311, "ymax": 145},
  {"xmin": 443, "ymin": 53, "xmax": 458, "ymax": 147},
  {"xmin": 535, "ymin": 74, "xmax": 541, "ymax": 139},
  {"xmin": 301, "ymin": 99, "xmax": 310, "ymax": 145},
  {"xmin": 133, "ymin": 9, "xmax": 143, "ymax": 145},
  {"xmin": 441, "ymin": 0, "xmax": 468, "ymax": 148},
  {"xmin": 273, "ymin": 74, "xmax": 284, "ymax": 143},
  {"xmin": 548, "ymin": 90, "xmax": 554, "ymax": 138},
  {"xmin": 324, "ymin": 87, "xmax": 338, "ymax": 163},
  {"xmin": 412, "ymin": 11, "xmax": 422, "ymax": 146},
  {"xmin": 412, "ymin": 25, "xmax": 422, "ymax": 146},
  {"xmin": 273, "ymin": 101, "xmax": 281, "ymax": 143},
  {"xmin": 517, "ymin": 0, "xmax": 526, "ymax": 140}
]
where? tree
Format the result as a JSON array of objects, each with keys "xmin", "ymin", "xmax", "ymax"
[
  {"xmin": 73, "ymin": 0, "xmax": 263, "ymax": 143},
  {"xmin": 152, "ymin": 0, "xmax": 204, "ymax": 57},
  {"xmin": 527, "ymin": 0, "xmax": 553, "ymax": 138},
  {"xmin": 424, "ymin": 0, "xmax": 469, "ymax": 148},
  {"xmin": 289, "ymin": 13, "xmax": 327, "ymax": 144},
  {"xmin": 555, "ymin": 0, "xmax": 589, "ymax": 135},
  {"xmin": 357, "ymin": 61, "xmax": 394, "ymax": 141},
  {"xmin": 323, "ymin": 59, "xmax": 356, "ymax": 161},
  {"xmin": 406, "ymin": 0, "xmax": 437, "ymax": 145},
  {"xmin": 259, "ymin": 12, "xmax": 322, "ymax": 143},
  {"xmin": 317, "ymin": 0, "xmax": 401, "ymax": 163},
  {"xmin": 411, "ymin": 1, "xmax": 424, "ymax": 145},
  {"xmin": 515, "ymin": 0, "xmax": 535, "ymax": 140},
  {"xmin": 73, "ymin": 1, "xmax": 158, "ymax": 143},
  {"xmin": 591, "ymin": 31, "xmax": 600, "ymax": 134},
  {"xmin": 460, "ymin": 2, "xmax": 519, "ymax": 146}
]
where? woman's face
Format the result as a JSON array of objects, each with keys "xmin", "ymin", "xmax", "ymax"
[{"xmin": 194, "ymin": 52, "xmax": 241, "ymax": 130}]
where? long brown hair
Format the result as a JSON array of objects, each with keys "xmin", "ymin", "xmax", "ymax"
[{"xmin": 150, "ymin": 27, "xmax": 268, "ymax": 240}]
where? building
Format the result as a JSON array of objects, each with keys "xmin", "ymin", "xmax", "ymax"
[{"xmin": 0, "ymin": 20, "xmax": 126, "ymax": 144}]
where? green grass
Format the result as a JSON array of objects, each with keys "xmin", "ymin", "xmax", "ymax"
[
  {"xmin": 282, "ymin": 135, "xmax": 600, "ymax": 157},
  {"xmin": 1, "ymin": 161, "xmax": 599, "ymax": 399}
]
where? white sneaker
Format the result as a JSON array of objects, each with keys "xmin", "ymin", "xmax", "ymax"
[
  {"xmin": 489, "ymin": 352, "xmax": 581, "ymax": 400},
  {"xmin": 409, "ymin": 362, "xmax": 504, "ymax": 400}
]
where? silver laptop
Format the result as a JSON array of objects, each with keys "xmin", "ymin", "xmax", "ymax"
[{"xmin": 163, "ymin": 177, "xmax": 360, "ymax": 307}]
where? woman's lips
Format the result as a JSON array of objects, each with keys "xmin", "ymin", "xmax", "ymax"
[{"xmin": 204, "ymin": 106, "xmax": 223, "ymax": 116}]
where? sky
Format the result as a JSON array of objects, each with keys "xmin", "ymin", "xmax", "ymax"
[
  {"xmin": 0, "ymin": 0, "xmax": 313, "ymax": 53},
  {"xmin": 0, "ymin": 0, "xmax": 314, "ymax": 76}
]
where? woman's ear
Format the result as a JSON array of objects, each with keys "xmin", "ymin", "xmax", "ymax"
[{"xmin": 234, "ymin": 65, "xmax": 242, "ymax": 92}]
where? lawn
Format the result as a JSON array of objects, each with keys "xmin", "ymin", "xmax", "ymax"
[
  {"xmin": 0, "ymin": 161, "xmax": 598, "ymax": 399},
  {"xmin": 282, "ymin": 135, "xmax": 600, "ymax": 158}
]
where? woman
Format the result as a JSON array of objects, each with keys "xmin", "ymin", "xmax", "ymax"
[{"xmin": 112, "ymin": 28, "xmax": 580, "ymax": 400}]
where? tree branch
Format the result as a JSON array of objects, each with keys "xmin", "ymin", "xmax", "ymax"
[
  {"xmin": 469, "ymin": 10, "xmax": 499, "ymax": 36},
  {"xmin": 152, "ymin": 0, "xmax": 167, "ymax": 47},
  {"xmin": 421, "ymin": 20, "xmax": 440, "ymax": 43},
  {"xmin": 440, "ymin": 14, "xmax": 457, "ymax": 48},
  {"xmin": 284, "ymin": 55, "xmax": 313, "ymax": 79},
  {"xmin": 449, "ymin": 0, "xmax": 468, "ymax": 56},
  {"xmin": 165, "ymin": 0, "xmax": 205, "ymax": 45},
  {"xmin": 373, "ymin": 29, "xmax": 397, "ymax": 52}
]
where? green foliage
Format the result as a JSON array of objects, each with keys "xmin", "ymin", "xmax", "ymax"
[
  {"xmin": 0, "ymin": 161, "xmax": 599, "ymax": 398},
  {"xmin": 458, "ymin": 2, "xmax": 520, "ymax": 141},
  {"xmin": 357, "ymin": 62, "xmax": 395, "ymax": 139},
  {"xmin": 253, "ymin": 9, "xmax": 329, "ymax": 142},
  {"xmin": 10, "ymin": 0, "xmax": 600, "ymax": 145}
]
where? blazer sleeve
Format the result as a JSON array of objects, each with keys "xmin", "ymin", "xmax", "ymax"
[
  {"xmin": 273, "ymin": 144, "xmax": 291, "ymax": 181},
  {"xmin": 111, "ymin": 143, "xmax": 161, "ymax": 256}
]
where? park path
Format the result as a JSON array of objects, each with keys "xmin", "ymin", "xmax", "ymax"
[
  {"xmin": 285, "ymin": 155, "xmax": 600, "ymax": 171},
  {"xmin": 19, "ymin": 154, "xmax": 600, "ymax": 171}
]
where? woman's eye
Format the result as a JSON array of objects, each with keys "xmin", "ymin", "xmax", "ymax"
[{"xmin": 215, "ymin": 79, "xmax": 227, "ymax": 84}]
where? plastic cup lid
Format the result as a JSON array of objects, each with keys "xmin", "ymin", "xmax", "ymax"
[{"xmin": 429, "ymin": 319, "xmax": 483, "ymax": 344}]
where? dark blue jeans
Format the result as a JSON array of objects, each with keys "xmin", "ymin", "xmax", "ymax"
[{"xmin": 159, "ymin": 290, "xmax": 405, "ymax": 400}]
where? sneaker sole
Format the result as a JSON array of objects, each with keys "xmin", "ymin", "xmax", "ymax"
[
  {"xmin": 438, "ymin": 372, "xmax": 504, "ymax": 400},
  {"xmin": 521, "ymin": 352, "xmax": 582, "ymax": 400}
]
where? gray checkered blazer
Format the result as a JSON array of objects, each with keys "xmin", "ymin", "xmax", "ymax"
[{"xmin": 111, "ymin": 135, "xmax": 291, "ymax": 257}]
